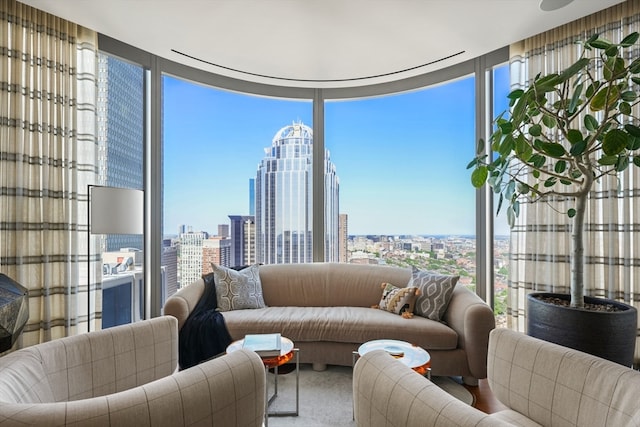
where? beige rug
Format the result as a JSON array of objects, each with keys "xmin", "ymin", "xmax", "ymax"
[{"xmin": 267, "ymin": 364, "xmax": 474, "ymax": 427}]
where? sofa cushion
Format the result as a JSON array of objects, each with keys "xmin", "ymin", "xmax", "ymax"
[
  {"xmin": 377, "ymin": 282, "xmax": 419, "ymax": 317},
  {"xmin": 221, "ymin": 306, "xmax": 458, "ymax": 350},
  {"xmin": 409, "ymin": 269, "xmax": 458, "ymax": 321},
  {"xmin": 212, "ymin": 263, "xmax": 266, "ymax": 311}
]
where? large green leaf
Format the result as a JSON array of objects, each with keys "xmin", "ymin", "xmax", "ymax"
[
  {"xmin": 602, "ymin": 129, "xmax": 629, "ymax": 155},
  {"xmin": 558, "ymin": 58, "xmax": 590, "ymax": 83},
  {"xmin": 584, "ymin": 114, "xmax": 598, "ymax": 132},
  {"xmin": 585, "ymin": 81, "xmax": 600, "ymax": 98},
  {"xmin": 534, "ymin": 74, "xmax": 561, "ymax": 93},
  {"xmin": 604, "ymin": 57, "xmax": 626, "ymax": 80},
  {"xmin": 542, "ymin": 114, "xmax": 557, "ymax": 129},
  {"xmin": 620, "ymin": 102, "xmax": 632, "ymax": 115},
  {"xmin": 598, "ymin": 155, "xmax": 618, "ymax": 165},
  {"xmin": 625, "ymin": 124, "xmax": 640, "ymax": 137},
  {"xmin": 544, "ymin": 177, "xmax": 557, "ymax": 187},
  {"xmin": 555, "ymin": 160, "xmax": 567, "ymax": 173},
  {"xmin": 541, "ymin": 142, "xmax": 566, "ymax": 157},
  {"xmin": 570, "ymin": 140, "xmax": 587, "ymax": 156},
  {"xmin": 471, "ymin": 166, "xmax": 488, "ymax": 188},
  {"xmin": 621, "ymin": 32, "xmax": 640, "ymax": 47},
  {"xmin": 568, "ymin": 83, "xmax": 584, "ymax": 114},
  {"xmin": 499, "ymin": 134, "xmax": 515, "ymax": 156},
  {"xmin": 567, "ymin": 129, "xmax": 583, "ymax": 144},
  {"xmin": 529, "ymin": 153, "xmax": 546, "ymax": 168},
  {"xmin": 628, "ymin": 136, "xmax": 640, "ymax": 150},
  {"xmin": 589, "ymin": 37, "xmax": 613, "ymax": 50},
  {"xmin": 630, "ymin": 58, "xmax": 640, "ymax": 74},
  {"xmin": 529, "ymin": 124, "xmax": 542, "ymax": 137},
  {"xmin": 507, "ymin": 89, "xmax": 524, "ymax": 100},
  {"xmin": 515, "ymin": 135, "xmax": 533, "ymax": 160},
  {"xmin": 616, "ymin": 155, "xmax": 630, "ymax": 172},
  {"xmin": 590, "ymin": 86, "xmax": 620, "ymax": 111},
  {"xmin": 621, "ymin": 91, "xmax": 637, "ymax": 102}
]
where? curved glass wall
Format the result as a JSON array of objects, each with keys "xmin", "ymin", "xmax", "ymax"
[{"xmin": 97, "ymin": 34, "xmax": 508, "ymax": 315}]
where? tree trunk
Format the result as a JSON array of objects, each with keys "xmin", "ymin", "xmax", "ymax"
[{"xmin": 570, "ymin": 190, "xmax": 588, "ymax": 308}]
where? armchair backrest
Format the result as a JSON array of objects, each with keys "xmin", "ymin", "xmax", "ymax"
[
  {"xmin": 488, "ymin": 328, "xmax": 640, "ymax": 427},
  {"xmin": 0, "ymin": 316, "xmax": 178, "ymax": 403}
]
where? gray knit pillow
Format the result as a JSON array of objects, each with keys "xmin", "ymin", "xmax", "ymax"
[
  {"xmin": 409, "ymin": 269, "xmax": 458, "ymax": 321},
  {"xmin": 212, "ymin": 263, "xmax": 266, "ymax": 311}
]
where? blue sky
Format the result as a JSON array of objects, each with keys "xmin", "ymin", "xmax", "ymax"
[{"xmin": 163, "ymin": 67, "xmax": 510, "ymax": 237}]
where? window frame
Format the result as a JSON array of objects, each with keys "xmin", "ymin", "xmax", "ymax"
[{"xmin": 98, "ymin": 33, "xmax": 508, "ymax": 316}]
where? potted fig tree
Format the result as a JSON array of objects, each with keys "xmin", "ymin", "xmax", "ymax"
[{"xmin": 469, "ymin": 32, "xmax": 640, "ymax": 366}]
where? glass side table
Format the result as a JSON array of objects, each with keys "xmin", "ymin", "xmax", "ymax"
[
  {"xmin": 227, "ymin": 336, "xmax": 299, "ymax": 426},
  {"xmin": 353, "ymin": 339, "xmax": 431, "ymax": 377}
]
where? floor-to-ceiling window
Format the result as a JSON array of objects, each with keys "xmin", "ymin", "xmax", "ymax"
[
  {"xmin": 98, "ymin": 33, "xmax": 508, "ymax": 313},
  {"xmin": 162, "ymin": 76, "xmax": 312, "ymax": 290},
  {"xmin": 491, "ymin": 63, "xmax": 511, "ymax": 326},
  {"xmin": 95, "ymin": 53, "xmax": 146, "ymax": 328},
  {"xmin": 325, "ymin": 77, "xmax": 478, "ymax": 290}
]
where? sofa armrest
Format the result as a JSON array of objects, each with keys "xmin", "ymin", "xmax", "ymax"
[
  {"xmin": 442, "ymin": 285, "xmax": 496, "ymax": 381},
  {"xmin": 0, "ymin": 349, "xmax": 266, "ymax": 427},
  {"xmin": 164, "ymin": 278, "xmax": 206, "ymax": 330},
  {"xmin": 353, "ymin": 349, "xmax": 505, "ymax": 427}
]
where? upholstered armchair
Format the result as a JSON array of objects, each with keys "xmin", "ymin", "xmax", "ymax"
[{"xmin": 0, "ymin": 316, "xmax": 266, "ymax": 426}]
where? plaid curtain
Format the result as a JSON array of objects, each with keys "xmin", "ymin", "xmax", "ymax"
[
  {"xmin": 0, "ymin": 0, "xmax": 98, "ymax": 349},
  {"xmin": 507, "ymin": 0, "xmax": 640, "ymax": 363}
]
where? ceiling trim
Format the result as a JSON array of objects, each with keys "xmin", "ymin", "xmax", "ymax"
[{"xmin": 170, "ymin": 48, "xmax": 466, "ymax": 84}]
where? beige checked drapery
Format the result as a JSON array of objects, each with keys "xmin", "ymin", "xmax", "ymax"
[
  {"xmin": 0, "ymin": 0, "xmax": 99, "ymax": 348},
  {"xmin": 507, "ymin": 0, "xmax": 640, "ymax": 363}
]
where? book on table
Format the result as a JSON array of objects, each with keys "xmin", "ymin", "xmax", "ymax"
[{"xmin": 243, "ymin": 333, "xmax": 282, "ymax": 357}]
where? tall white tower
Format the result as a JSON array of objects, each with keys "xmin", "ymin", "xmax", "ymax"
[{"xmin": 256, "ymin": 122, "xmax": 339, "ymax": 264}]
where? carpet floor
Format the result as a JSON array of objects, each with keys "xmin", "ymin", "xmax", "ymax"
[{"xmin": 266, "ymin": 364, "xmax": 474, "ymax": 427}]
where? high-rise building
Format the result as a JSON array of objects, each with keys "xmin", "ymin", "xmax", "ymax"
[
  {"xmin": 256, "ymin": 121, "xmax": 339, "ymax": 264},
  {"xmin": 249, "ymin": 178, "xmax": 255, "ymax": 216},
  {"xmin": 229, "ymin": 215, "xmax": 256, "ymax": 267},
  {"xmin": 218, "ymin": 224, "xmax": 230, "ymax": 238},
  {"xmin": 96, "ymin": 53, "xmax": 144, "ymax": 252},
  {"xmin": 202, "ymin": 237, "xmax": 231, "ymax": 272},
  {"xmin": 179, "ymin": 231, "xmax": 208, "ymax": 288},
  {"xmin": 339, "ymin": 213, "xmax": 348, "ymax": 263},
  {"xmin": 162, "ymin": 239, "xmax": 178, "ymax": 298}
]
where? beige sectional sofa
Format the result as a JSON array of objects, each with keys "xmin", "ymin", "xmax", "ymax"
[
  {"xmin": 353, "ymin": 328, "xmax": 640, "ymax": 427},
  {"xmin": 164, "ymin": 262, "xmax": 496, "ymax": 385},
  {"xmin": 0, "ymin": 316, "xmax": 266, "ymax": 427}
]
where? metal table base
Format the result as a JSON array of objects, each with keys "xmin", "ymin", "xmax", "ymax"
[{"xmin": 264, "ymin": 348, "xmax": 299, "ymax": 426}]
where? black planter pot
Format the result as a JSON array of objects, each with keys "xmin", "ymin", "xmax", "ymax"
[{"xmin": 527, "ymin": 292, "xmax": 637, "ymax": 367}]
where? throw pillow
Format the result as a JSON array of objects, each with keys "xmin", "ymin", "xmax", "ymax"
[
  {"xmin": 376, "ymin": 282, "xmax": 420, "ymax": 318},
  {"xmin": 212, "ymin": 263, "xmax": 266, "ymax": 311},
  {"xmin": 409, "ymin": 269, "xmax": 459, "ymax": 321}
]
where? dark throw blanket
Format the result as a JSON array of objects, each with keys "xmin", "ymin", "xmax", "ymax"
[{"xmin": 178, "ymin": 272, "xmax": 232, "ymax": 370}]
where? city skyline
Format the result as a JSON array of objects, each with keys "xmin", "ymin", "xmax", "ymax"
[{"xmin": 163, "ymin": 67, "xmax": 511, "ymax": 238}]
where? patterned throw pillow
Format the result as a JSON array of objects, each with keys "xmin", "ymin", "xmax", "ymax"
[
  {"xmin": 409, "ymin": 269, "xmax": 459, "ymax": 321},
  {"xmin": 212, "ymin": 263, "xmax": 266, "ymax": 311},
  {"xmin": 377, "ymin": 282, "xmax": 420, "ymax": 318}
]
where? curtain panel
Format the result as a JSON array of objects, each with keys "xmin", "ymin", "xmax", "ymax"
[
  {"xmin": 508, "ymin": 0, "xmax": 640, "ymax": 362},
  {"xmin": 0, "ymin": 0, "xmax": 98, "ymax": 349}
]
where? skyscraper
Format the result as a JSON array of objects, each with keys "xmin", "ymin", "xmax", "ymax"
[
  {"xmin": 256, "ymin": 121, "xmax": 339, "ymax": 264},
  {"xmin": 179, "ymin": 231, "xmax": 208, "ymax": 288},
  {"xmin": 339, "ymin": 213, "xmax": 348, "ymax": 263},
  {"xmin": 249, "ymin": 178, "xmax": 255, "ymax": 216},
  {"xmin": 96, "ymin": 53, "xmax": 144, "ymax": 252},
  {"xmin": 228, "ymin": 215, "xmax": 256, "ymax": 267}
]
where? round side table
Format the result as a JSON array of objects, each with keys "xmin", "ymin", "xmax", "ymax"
[
  {"xmin": 227, "ymin": 336, "xmax": 299, "ymax": 426},
  {"xmin": 355, "ymin": 339, "xmax": 431, "ymax": 376}
]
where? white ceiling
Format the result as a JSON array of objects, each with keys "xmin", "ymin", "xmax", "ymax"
[{"xmin": 22, "ymin": 0, "xmax": 626, "ymax": 88}]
